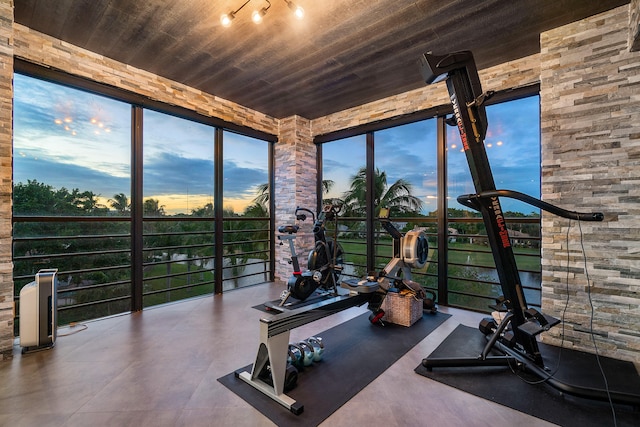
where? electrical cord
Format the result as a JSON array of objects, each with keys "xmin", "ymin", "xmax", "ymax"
[
  {"xmin": 57, "ymin": 322, "xmax": 88, "ymax": 336},
  {"xmin": 579, "ymin": 220, "xmax": 617, "ymax": 427},
  {"xmin": 505, "ymin": 219, "xmax": 618, "ymax": 426},
  {"xmin": 508, "ymin": 221, "xmax": 571, "ymax": 385},
  {"xmin": 506, "ymin": 221, "xmax": 570, "ymax": 383}
]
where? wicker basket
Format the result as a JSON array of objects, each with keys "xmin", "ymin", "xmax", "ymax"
[{"xmin": 381, "ymin": 291, "xmax": 423, "ymax": 327}]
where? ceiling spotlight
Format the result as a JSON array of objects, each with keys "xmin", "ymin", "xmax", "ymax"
[
  {"xmin": 252, "ymin": 1, "xmax": 271, "ymax": 24},
  {"xmin": 220, "ymin": 12, "xmax": 235, "ymax": 27},
  {"xmin": 220, "ymin": 0, "xmax": 251, "ymax": 27},
  {"xmin": 251, "ymin": 9, "xmax": 265, "ymax": 23},
  {"xmin": 284, "ymin": 0, "xmax": 304, "ymax": 19}
]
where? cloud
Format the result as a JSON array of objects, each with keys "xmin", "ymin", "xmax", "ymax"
[
  {"xmin": 223, "ymin": 160, "xmax": 268, "ymax": 198},
  {"xmin": 14, "ymin": 153, "xmax": 129, "ymax": 197},
  {"xmin": 144, "ymin": 152, "xmax": 267, "ymax": 200},
  {"xmin": 144, "ymin": 152, "xmax": 214, "ymax": 195}
]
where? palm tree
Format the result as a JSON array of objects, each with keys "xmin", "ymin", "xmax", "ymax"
[
  {"xmin": 108, "ymin": 193, "xmax": 130, "ymax": 215},
  {"xmin": 342, "ymin": 167, "xmax": 423, "ymax": 217},
  {"xmin": 252, "ymin": 179, "xmax": 335, "ymax": 212},
  {"xmin": 78, "ymin": 190, "xmax": 106, "ymax": 214},
  {"xmin": 143, "ymin": 198, "xmax": 165, "ymax": 216},
  {"xmin": 252, "ymin": 183, "xmax": 270, "ymax": 212}
]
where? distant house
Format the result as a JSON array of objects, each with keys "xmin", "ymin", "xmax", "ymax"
[{"xmin": 507, "ymin": 229, "xmax": 534, "ymax": 247}]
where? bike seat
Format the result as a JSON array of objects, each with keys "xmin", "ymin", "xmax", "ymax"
[{"xmin": 278, "ymin": 225, "xmax": 300, "ymax": 234}]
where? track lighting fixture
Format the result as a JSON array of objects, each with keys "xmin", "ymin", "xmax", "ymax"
[{"xmin": 220, "ymin": 0, "xmax": 304, "ymax": 27}]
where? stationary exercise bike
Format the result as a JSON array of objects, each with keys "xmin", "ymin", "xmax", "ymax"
[{"xmin": 277, "ymin": 203, "xmax": 345, "ymax": 305}]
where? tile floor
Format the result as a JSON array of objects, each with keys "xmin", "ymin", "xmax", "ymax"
[{"xmin": 0, "ymin": 282, "xmax": 556, "ymax": 426}]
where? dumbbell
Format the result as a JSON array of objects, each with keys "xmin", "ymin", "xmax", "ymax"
[
  {"xmin": 256, "ymin": 360, "xmax": 298, "ymax": 392},
  {"xmin": 423, "ymin": 289, "xmax": 438, "ymax": 314},
  {"xmin": 479, "ymin": 317, "xmax": 498, "ymax": 335}
]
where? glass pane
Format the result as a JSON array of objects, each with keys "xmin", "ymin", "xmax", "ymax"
[
  {"xmin": 13, "ymin": 74, "xmax": 131, "ymax": 215},
  {"xmin": 447, "ymin": 96, "xmax": 541, "ymax": 213},
  {"xmin": 143, "ymin": 110, "xmax": 214, "ymax": 216},
  {"xmin": 222, "ymin": 131, "xmax": 270, "ymax": 290},
  {"xmin": 446, "ymin": 95, "xmax": 541, "ymax": 310},
  {"xmin": 374, "ymin": 120, "xmax": 438, "ymax": 288},
  {"xmin": 142, "ymin": 110, "xmax": 216, "ymax": 306},
  {"xmin": 222, "ymin": 131, "xmax": 269, "ymax": 217},
  {"xmin": 321, "ymin": 135, "xmax": 366, "ymax": 279},
  {"xmin": 13, "ymin": 74, "xmax": 132, "ymax": 326}
]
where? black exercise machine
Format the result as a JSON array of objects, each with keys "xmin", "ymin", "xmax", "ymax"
[
  {"xmin": 343, "ymin": 206, "xmax": 435, "ymax": 323},
  {"xmin": 418, "ymin": 51, "xmax": 640, "ymax": 405},
  {"xmin": 274, "ymin": 203, "xmax": 345, "ymax": 307}
]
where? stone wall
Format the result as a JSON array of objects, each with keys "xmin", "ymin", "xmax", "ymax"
[
  {"xmin": 540, "ymin": 5, "xmax": 640, "ymax": 362},
  {"xmin": 0, "ymin": 0, "xmax": 13, "ymax": 361},
  {"xmin": 630, "ymin": 0, "xmax": 640, "ymax": 51},
  {"xmin": 274, "ymin": 116, "xmax": 317, "ymax": 283},
  {"xmin": 312, "ymin": 54, "xmax": 541, "ymax": 136}
]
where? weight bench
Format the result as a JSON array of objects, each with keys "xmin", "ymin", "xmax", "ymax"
[{"xmin": 237, "ymin": 284, "xmax": 377, "ymax": 414}]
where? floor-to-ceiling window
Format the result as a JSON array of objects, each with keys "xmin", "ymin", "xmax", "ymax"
[
  {"xmin": 222, "ymin": 131, "xmax": 271, "ymax": 290},
  {"xmin": 12, "ymin": 68, "xmax": 274, "ymax": 330},
  {"xmin": 318, "ymin": 94, "xmax": 540, "ymax": 313},
  {"xmin": 373, "ymin": 120, "xmax": 438, "ymax": 290},
  {"xmin": 142, "ymin": 110, "xmax": 216, "ymax": 307},
  {"xmin": 320, "ymin": 135, "xmax": 366, "ymax": 279},
  {"xmin": 446, "ymin": 96, "xmax": 541, "ymax": 310},
  {"xmin": 12, "ymin": 73, "xmax": 132, "ymax": 326}
]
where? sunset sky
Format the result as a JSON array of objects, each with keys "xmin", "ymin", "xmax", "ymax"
[
  {"xmin": 323, "ymin": 96, "xmax": 540, "ymax": 214},
  {"xmin": 13, "ymin": 73, "xmax": 539, "ymax": 216}
]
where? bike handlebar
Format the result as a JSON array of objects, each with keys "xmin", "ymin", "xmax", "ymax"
[{"xmin": 295, "ymin": 207, "xmax": 315, "ymax": 223}]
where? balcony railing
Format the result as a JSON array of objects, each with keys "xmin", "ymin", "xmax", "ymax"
[
  {"xmin": 12, "ymin": 213, "xmax": 539, "ymax": 332},
  {"xmin": 326, "ymin": 215, "xmax": 541, "ymax": 313},
  {"xmin": 12, "ymin": 215, "xmax": 272, "ymax": 332}
]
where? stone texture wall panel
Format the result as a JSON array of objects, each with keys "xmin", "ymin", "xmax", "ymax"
[
  {"xmin": 540, "ymin": 5, "xmax": 640, "ymax": 363},
  {"xmin": 274, "ymin": 116, "xmax": 316, "ymax": 284},
  {"xmin": 0, "ymin": 0, "xmax": 12, "ymax": 360}
]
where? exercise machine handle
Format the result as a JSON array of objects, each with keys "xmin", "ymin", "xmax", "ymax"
[{"xmin": 457, "ymin": 189, "xmax": 604, "ymax": 221}]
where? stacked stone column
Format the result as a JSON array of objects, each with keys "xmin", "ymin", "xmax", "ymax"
[
  {"xmin": 273, "ymin": 116, "xmax": 316, "ymax": 285},
  {"xmin": 0, "ymin": 0, "xmax": 13, "ymax": 360}
]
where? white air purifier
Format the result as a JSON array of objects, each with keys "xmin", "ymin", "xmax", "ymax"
[{"xmin": 19, "ymin": 269, "xmax": 58, "ymax": 353}]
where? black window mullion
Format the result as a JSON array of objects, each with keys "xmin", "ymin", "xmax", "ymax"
[
  {"xmin": 436, "ymin": 116, "xmax": 449, "ymax": 306},
  {"xmin": 214, "ymin": 128, "xmax": 224, "ymax": 294},
  {"xmin": 316, "ymin": 143, "xmax": 323, "ymax": 212},
  {"xmin": 365, "ymin": 132, "xmax": 375, "ymax": 273},
  {"xmin": 131, "ymin": 105, "xmax": 144, "ymax": 311},
  {"xmin": 268, "ymin": 140, "xmax": 276, "ymax": 282}
]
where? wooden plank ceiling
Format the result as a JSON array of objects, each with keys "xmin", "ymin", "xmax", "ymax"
[{"xmin": 14, "ymin": 0, "xmax": 630, "ymax": 120}]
